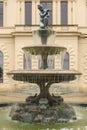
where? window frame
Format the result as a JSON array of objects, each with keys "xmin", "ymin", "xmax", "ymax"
[
  {"xmin": 0, "ymin": 1, "xmax": 3, "ymax": 26},
  {"xmin": 61, "ymin": 1, "xmax": 68, "ymax": 25},
  {"xmin": 25, "ymin": 1, "xmax": 32, "ymax": 25}
]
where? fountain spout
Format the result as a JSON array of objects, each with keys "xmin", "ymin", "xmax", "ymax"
[{"xmin": 41, "ymin": 54, "xmax": 48, "ymax": 69}]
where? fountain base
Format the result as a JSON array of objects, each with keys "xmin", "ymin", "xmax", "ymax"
[{"xmin": 10, "ymin": 95, "xmax": 76, "ymax": 124}]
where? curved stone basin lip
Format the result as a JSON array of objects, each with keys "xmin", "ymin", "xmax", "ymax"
[
  {"xmin": 7, "ymin": 70, "xmax": 82, "ymax": 84},
  {"xmin": 23, "ymin": 45, "xmax": 66, "ymax": 51},
  {"xmin": 22, "ymin": 45, "xmax": 66, "ymax": 55},
  {"xmin": 8, "ymin": 70, "xmax": 82, "ymax": 75}
]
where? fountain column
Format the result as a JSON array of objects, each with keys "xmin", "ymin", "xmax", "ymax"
[
  {"xmin": 41, "ymin": 54, "xmax": 48, "ymax": 69},
  {"xmin": 38, "ymin": 82, "xmax": 50, "ymax": 98}
]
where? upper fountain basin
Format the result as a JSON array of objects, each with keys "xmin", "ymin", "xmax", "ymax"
[{"xmin": 23, "ymin": 45, "xmax": 66, "ymax": 55}]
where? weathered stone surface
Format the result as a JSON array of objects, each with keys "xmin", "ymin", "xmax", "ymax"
[
  {"xmin": 10, "ymin": 102, "xmax": 76, "ymax": 124},
  {"xmin": 57, "ymin": 103, "xmax": 76, "ymax": 121},
  {"xmin": 22, "ymin": 113, "xmax": 34, "ymax": 123},
  {"xmin": 34, "ymin": 114, "xmax": 43, "ymax": 122}
]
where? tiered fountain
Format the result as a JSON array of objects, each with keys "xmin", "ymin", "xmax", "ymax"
[{"xmin": 8, "ymin": 4, "xmax": 81, "ymax": 124}]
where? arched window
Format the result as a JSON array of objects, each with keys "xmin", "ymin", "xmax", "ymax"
[
  {"xmin": 0, "ymin": 51, "xmax": 3, "ymax": 83},
  {"xmin": 61, "ymin": 1, "xmax": 68, "ymax": 25},
  {"xmin": 23, "ymin": 53, "xmax": 31, "ymax": 70},
  {"xmin": 63, "ymin": 52, "xmax": 69, "ymax": 70}
]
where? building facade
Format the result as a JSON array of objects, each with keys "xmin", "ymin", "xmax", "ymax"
[{"xmin": 0, "ymin": 0, "xmax": 87, "ymax": 91}]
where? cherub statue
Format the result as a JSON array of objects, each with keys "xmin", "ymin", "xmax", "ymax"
[{"xmin": 38, "ymin": 4, "xmax": 50, "ymax": 28}]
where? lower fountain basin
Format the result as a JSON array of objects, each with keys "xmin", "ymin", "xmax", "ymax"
[
  {"xmin": 8, "ymin": 70, "xmax": 81, "ymax": 83},
  {"xmin": 10, "ymin": 102, "xmax": 76, "ymax": 124},
  {"xmin": 7, "ymin": 70, "xmax": 81, "ymax": 124},
  {"xmin": 0, "ymin": 106, "xmax": 87, "ymax": 130}
]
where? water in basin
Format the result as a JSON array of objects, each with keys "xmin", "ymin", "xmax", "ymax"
[{"xmin": 0, "ymin": 106, "xmax": 87, "ymax": 130}]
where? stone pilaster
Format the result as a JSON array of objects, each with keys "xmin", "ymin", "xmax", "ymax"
[
  {"xmin": 35, "ymin": 0, "xmax": 40, "ymax": 25},
  {"xmin": 32, "ymin": 0, "xmax": 36, "ymax": 24},
  {"xmin": 3, "ymin": 0, "xmax": 7, "ymax": 26},
  {"xmin": 21, "ymin": 1, "xmax": 25, "ymax": 24},
  {"xmin": 16, "ymin": 0, "xmax": 21, "ymax": 24},
  {"xmin": 57, "ymin": 0, "xmax": 61, "ymax": 24},
  {"xmin": 53, "ymin": 0, "xmax": 57, "ymax": 24},
  {"xmin": 68, "ymin": 0, "xmax": 72, "ymax": 24},
  {"xmin": 72, "ymin": 0, "xmax": 76, "ymax": 24}
]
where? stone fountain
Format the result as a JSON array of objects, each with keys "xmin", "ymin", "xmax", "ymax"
[{"xmin": 8, "ymin": 4, "xmax": 81, "ymax": 124}]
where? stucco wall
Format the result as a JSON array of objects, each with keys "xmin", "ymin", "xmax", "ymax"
[{"xmin": 78, "ymin": 38, "xmax": 87, "ymax": 91}]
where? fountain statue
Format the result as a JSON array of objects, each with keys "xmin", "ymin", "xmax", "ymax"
[
  {"xmin": 8, "ymin": 4, "xmax": 81, "ymax": 124},
  {"xmin": 38, "ymin": 4, "xmax": 50, "ymax": 28}
]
